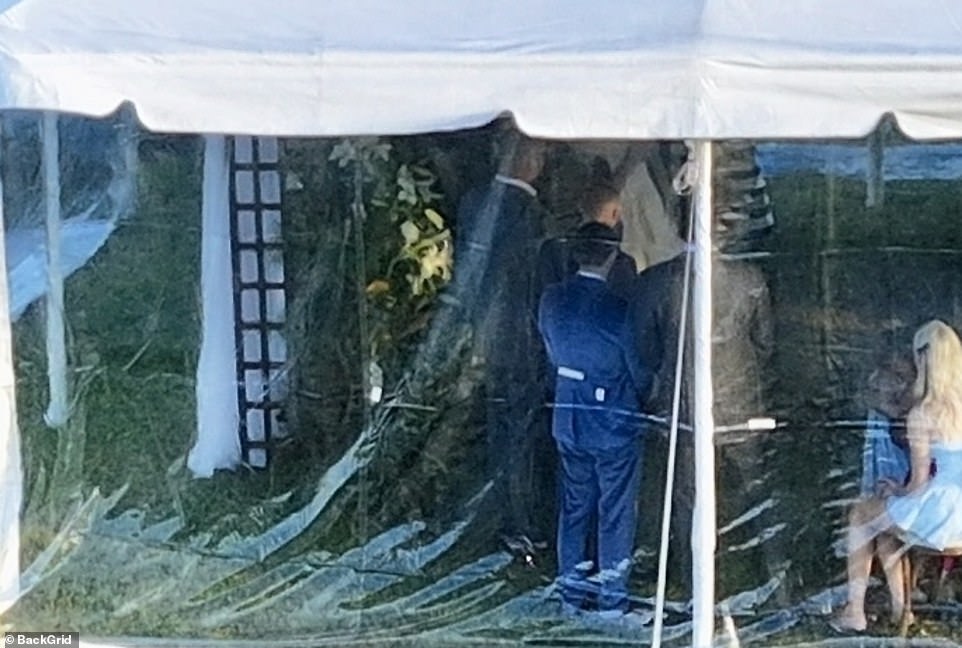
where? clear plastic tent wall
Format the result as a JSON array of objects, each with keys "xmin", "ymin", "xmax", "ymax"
[{"xmin": 4, "ymin": 111, "xmax": 962, "ymax": 645}]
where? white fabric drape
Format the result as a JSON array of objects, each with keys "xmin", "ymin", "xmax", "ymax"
[
  {"xmin": 188, "ymin": 135, "xmax": 240, "ymax": 478},
  {"xmin": 0, "ymin": 117, "xmax": 23, "ymax": 614},
  {"xmin": 42, "ymin": 111, "xmax": 68, "ymax": 428}
]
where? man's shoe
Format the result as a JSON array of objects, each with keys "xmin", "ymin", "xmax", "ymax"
[
  {"xmin": 597, "ymin": 608, "xmax": 626, "ymax": 621},
  {"xmin": 597, "ymin": 607, "xmax": 654, "ymax": 625},
  {"xmin": 624, "ymin": 609, "xmax": 655, "ymax": 626},
  {"xmin": 501, "ymin": 533, "xmax": 546, "ymax": 567}
]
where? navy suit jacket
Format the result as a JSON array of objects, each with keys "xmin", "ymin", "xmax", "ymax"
[{"xmin": 539, "ymin": 274, "xmax": 652, "ymax": 449}]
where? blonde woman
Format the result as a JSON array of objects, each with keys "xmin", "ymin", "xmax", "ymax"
[{"xmin": 832, "ymin": 320, "xmax": 962, "ymax": 633}]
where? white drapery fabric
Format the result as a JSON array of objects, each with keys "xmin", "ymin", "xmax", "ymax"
[{"xmin": 188, "ymin": 135, "xmax": 240, "ymax": 478}]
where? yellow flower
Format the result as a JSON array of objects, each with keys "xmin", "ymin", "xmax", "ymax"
[{"xmin": 419, "ymin": 240, "xmax": 453, "ymax": 283}]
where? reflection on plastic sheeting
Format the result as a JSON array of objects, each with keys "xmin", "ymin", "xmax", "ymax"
[{"xmin": 6, "ymin": 122, "xmax": 962, "ymax": 644}]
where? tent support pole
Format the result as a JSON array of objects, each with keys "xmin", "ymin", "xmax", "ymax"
[
  {"xmin": 43, "ymin": 111, "xmax": 68, "ymax": 428},
  {"xmin": 691, "ymin": 139, "xmax": 716, "ymax": 648},
  {"xmin": 866, "ymin": 121, "xmax": 887, "ymax": 208},
  {"xmin": 0, "ymin": 116, "xmax": 24, "ymax": 613}
]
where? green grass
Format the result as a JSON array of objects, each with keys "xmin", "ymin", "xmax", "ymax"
[{"xmin": 13, "ymin": 141, "xmax": 330, "ymax": 553}]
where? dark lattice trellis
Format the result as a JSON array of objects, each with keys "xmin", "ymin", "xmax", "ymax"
[{"xmin": 228, "ymin": 136, "xmax": 287, "ymax": 468}]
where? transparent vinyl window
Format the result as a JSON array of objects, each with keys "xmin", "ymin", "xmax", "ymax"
[{"xmin": 3, "ymin": 114, "xmax": 962, "ymax": 644}]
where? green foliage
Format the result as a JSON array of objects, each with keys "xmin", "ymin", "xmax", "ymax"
[{"xmin": 329, "ymin": 137, "xmax": 453, "ymax": 359}]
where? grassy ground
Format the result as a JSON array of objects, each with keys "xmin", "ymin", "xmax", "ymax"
[{"xmin": 13, "ymin": 139, "xmax": 338, "ymax": 559}]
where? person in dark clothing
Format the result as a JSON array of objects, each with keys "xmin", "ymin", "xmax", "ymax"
[
  {"xmin": 632, "ymin": 207, "xmax": 775, "ymax": 598},
  {"xmin": 537, "ymin": 181, "xmax": 637, "ymax": 300},
  {"xmin": 632, "ymin": 250, "xmax": 696, "ymax": 594},
  {"xmin": 452, "ymin": 134, "xmax": 552, "ymax": 545},
  {"xmin": 539, "ymin": 225, "xmax": 654, "ymax": 616},
  {"xmin": 636, "ymin": 253, "xmax": 773, "ymax": 422}
]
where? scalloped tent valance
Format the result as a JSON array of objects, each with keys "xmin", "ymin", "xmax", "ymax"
[{"xmin": 1, "ymin": 0, "xmax": 962, "ymax": 138}]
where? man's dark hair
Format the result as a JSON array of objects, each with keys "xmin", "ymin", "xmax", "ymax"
[
  {"xmin": 579, "ymin": 182, "xmax": 620, "ymax": 222},
  {"xmin": 493, "ymin": 126, "xmax": 548, "ymax": 178},
  {"xmin": 571, "ymin": 221, "xmax": 619, "ymax": 269}
]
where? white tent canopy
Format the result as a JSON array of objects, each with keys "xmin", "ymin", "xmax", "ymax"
[
  {"xmin": 3, "ymin": 1, "xmax": 962, "ymax": 646},
  {"xmin": 1, "ymin": 0, "xmax": 962, "ymax": 138}
]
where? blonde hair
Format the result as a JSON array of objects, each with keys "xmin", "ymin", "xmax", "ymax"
[{"xmin": 911, "ymin": 319, "xmax": 962, "ymax": 440}]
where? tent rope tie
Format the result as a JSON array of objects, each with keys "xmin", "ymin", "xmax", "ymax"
[{"xmin": 652, "ymin": 149, "xmax": 697, "ymax": 648}]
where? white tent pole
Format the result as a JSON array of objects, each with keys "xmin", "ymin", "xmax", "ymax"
[
  {"xmin": 108, "ymin": 104, "xmax": 140, "ymax": 219},
  {"xmin": 42, "ymin": 111, "xmax": 68, "ymax": 428},
  {"xmin": 691, "ymin": 140, "xmax": 716, "ymax": 647},
  {"xmin": 0, "ymin": 116, "xmax": 24, "ymax": 614},
  {"xmin": 865, "ymin": 128, "xmax": 884, "ymax": 208}
]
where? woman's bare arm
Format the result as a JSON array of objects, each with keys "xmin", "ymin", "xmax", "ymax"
[{"xmin": 903, "ymin": 408, "xmax": 932, "ymax": 494}]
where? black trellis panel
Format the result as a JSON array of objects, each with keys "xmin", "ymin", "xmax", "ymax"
[{"xmin": 227, "ymin": 136, "xmax": 287, "ymax": 468}]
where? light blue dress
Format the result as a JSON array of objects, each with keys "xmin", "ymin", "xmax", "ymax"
[
  {"xmin": 886, "ymin": 440, "xmax": 962, "ymax": 551},
  {"xmin": 861, "ymin": 409, "xmax": 909, "ymax": 498}
]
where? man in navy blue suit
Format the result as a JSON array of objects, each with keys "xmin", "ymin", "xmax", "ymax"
[
  {"xmin": 536, "ymin": 181, "xmax": 637, "ymax": 300},
  {"xmin": 538, "ymin": 223, "xmax": 653, "ymax": 615}
]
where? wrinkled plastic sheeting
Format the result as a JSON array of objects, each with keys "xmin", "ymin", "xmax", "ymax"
[
  {"xmin": 2, "ymin": 112, "xmax": 134, "ymax": 321},
  {"xmin": 13, "ymin": 487, "xmax": 772, "ymax": 645},
  {"xmin": 6, "ymin": 123, "xmax": 962, "ymax": 645}
]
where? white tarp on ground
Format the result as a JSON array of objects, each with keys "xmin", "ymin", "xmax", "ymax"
[{"xmin": 1, "ymin": 0, "xmax": 962, "ymax": 139}]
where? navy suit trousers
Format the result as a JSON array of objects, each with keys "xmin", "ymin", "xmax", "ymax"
[{"xmin": 556, "ymin": 438, "xmax": 643, "ymax": 612}]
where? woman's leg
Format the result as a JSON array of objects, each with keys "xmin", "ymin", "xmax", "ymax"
[
  {"xmin": 834, "ymin": 497, "xmax": 891, "ymax": 630},
  {"xmin": 875, "ymin": 532, "xmax": 909, "ymax": 623}
]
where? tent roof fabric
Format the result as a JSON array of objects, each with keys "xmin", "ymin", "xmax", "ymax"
[{"xmin": 2, "ymin": 0, "xmax": 962, "ymax": 138}]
